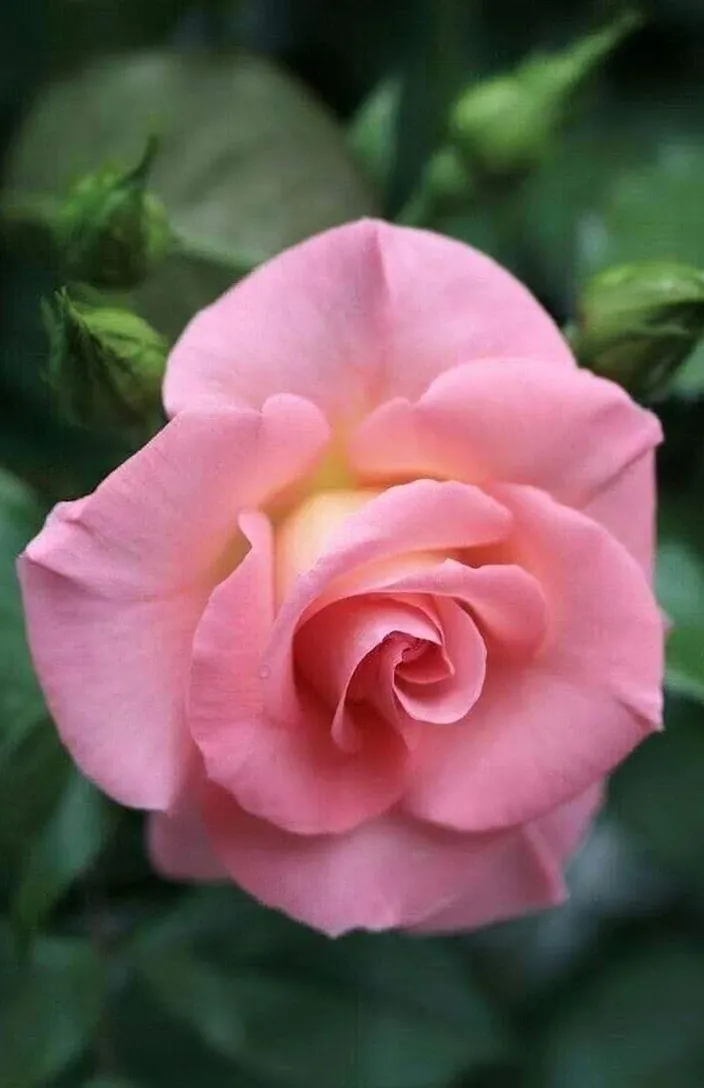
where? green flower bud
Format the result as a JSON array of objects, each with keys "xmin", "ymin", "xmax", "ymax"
[
  {"xmin": 55, "ymin": 136, "xmax": 172, "ymax": 288},
  {"xmin": 43, "ymin": 288, "xmax": 168, "ymax": 432},
  {"xmin": 398, "ymin": 147, "xmax": 475, "ymax": 227},
  {"xmin": 569, "ymin": 262, "xmax": 704, "ymax": 396},
  {"xmin": 450, "ymin": 10, "xmax": 640, "ymax": 181}
]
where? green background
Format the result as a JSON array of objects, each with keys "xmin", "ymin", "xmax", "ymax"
[{"xmin": 3, "ymin": 1, "xmax": 704, "ymax": 1085}]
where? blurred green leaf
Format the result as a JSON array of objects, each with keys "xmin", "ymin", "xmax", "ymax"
[
  {"xmin": 0, "ymin": 721, "xmax": 69, "ymax": 900},
  {"xmin": 0, "ymin": 468, "xmax": 47, "ymax": 752},
  {"xmin": 138, "ymin": 929, "xmax": 510, "ymax": 1088},
  {"xmin": 670, "ymin": 338, "xmax": 704, "ymax": 397},
  {"xmin": 537, "ymin": 936, "xmax": 704, "ymax": 1087},
  {"xmin": 348, "ymin": 76, "xmax": 401, "ymax": 191},
  {"xmin": 83, "ymin": 1079, "xmax": 139, "ymax": 1088},
  {"xmin": 610, "ymin": 696, "xmax": 704, "ymax": 895},
  {"xmin": 138, "ymin": 950, "xmax": 246, "ymax": 1060},
  {"xmin": 388, "ymin": 0, "xmax": 469, "ymax": 215},
  {"xmin": 12, "ymin": 771, "xmax": 115, "ymax": 937},
  {"xmin": 657, "ymin": 493, "xmax": 704, "ymax": 701},
  {"xmin": 130, "ymin": 884, "xmax": 294, "ymax": 962},
  {"xmin": 6, "ymin": 50, "xmax": 378, "ymax": 339},
  {"xmin": 113, "ymin": 978, "xmax": 264, "ymax": 1088},
  {"xmin": 583, "ymin": 148, "xmax": 704, "ymax": 279},
  {"xmin": 236, "ymin": 960, "xmax": 503, "ymax": 1088},
  {"xmin": 0, "ymin": 936, "xmax": 106, "ymax": 1087}
]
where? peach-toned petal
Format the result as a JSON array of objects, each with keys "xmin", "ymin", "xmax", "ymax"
[
  {"xmin": 405, "ymin": 488, "xmax": 663, "ymax": 832},
  {"xmin": 164, "ymin": 220, "xmax": 574, "ymax": 421},
  {"xmin": 17, "ymin": 399, "xmax": 328, "ymax": 811},
  {"xmin": 203, "ymin": 786, "xmax": 560, "ymax": 936},
  {"xmin": 350, "ymin": 360, "xmax": 661, "ymax": 569}
]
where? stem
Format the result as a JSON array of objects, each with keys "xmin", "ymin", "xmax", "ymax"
[{"xmin": 171, "ymin": 232, "xmax": 260, "ymax": 282}]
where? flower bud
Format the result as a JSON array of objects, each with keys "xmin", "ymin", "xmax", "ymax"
[
  {"xmin": 569, "ymin": 262, "xmax": 704, "ymax": 395},
  {"xmin": 55, "ymin": 136, "xmax": 172, "ymax": 288},
  {"xmin": 43, "ymin": 289, "xmax": 168, "ymax": 432},
  {"xmin": 450, "ymin": 11, "xmax": 640, "ymax": 181},
  {"xmin": 398, "ymin": 147, "xmax": 475, "ymax": 227}
]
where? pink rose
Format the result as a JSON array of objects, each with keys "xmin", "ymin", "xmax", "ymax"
[{"xmin": 19, "ymin": 220, "xmax": 664, "ymax": 935}]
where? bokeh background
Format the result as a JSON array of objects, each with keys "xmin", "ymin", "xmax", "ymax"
[{"xmin": 2, "ymin": 2, "xmax": 704, "ymax": 1086}]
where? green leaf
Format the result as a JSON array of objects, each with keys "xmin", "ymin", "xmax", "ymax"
[
  {"xmin": 0, "ymin": 936, "xmax": 106, "ymax": 1087},
  {"xmin": 12, "ymin": 771, "xmax": 115, "ymax": 936},
  {"xmin": 129, "ymin": 884, "xmax": 294, "ymax": 963},
  {"xmin": 537, "ymin": 936, "xmax": 704, "ymax": 1087},
  {"xmin": 0, "ymin": 468, "xmax": 47, "ymax": 754},
  {"xmin": 0, "ymin": 720, "xmax": 69, "ymax": 899},
  {"xmin": 609, "ymin": 695, "xmax": 704, "ymax": 896},
  {"xmin": 113, "ymin": 978, "xmax": 262, "ymax": 1088},
  {"xmin": 138, "ymin": 950, "xmax": 246, "ymax": 1061},
  {"xmin": 82, "ymin": 1078, "xmax": 140, "ymax": 1088},
  {"xmin": 585, "ymin": 148, "xmax": 704, "ymax": 277},
  {"xmin": 657, "ymin": 492, "xmax": 704, "ymax": 702},
  {"xmin": 139, "ymin": 930, "xmax": 510, "ymax": 1088},
  {"xmin": 6, "ymin": 50, "xmax": 378, "ymax": 339},
  {"xmin": 237, "ymin": 959, "xmax": 503, "ymax": 1088}
]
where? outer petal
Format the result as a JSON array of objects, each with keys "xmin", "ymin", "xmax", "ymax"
[
  {"xmin": 148, "ymin": 789, "xmax": 228, "ymax": 882},
  {"xmin": 188, "ymin": 514, "xmax": 408, "ymax": 835},
  {"xmin": 410, "ymin": 784, "xmax": 603, "ymax": 934},
  {"xmin": 164, "ymin": 220, "xmax": 574, "ymax": 420},
  {"xmin": 405, "ymin": 487, "xmax": 664, "ymax": 832},
  {"xmin": 350, "ymin": 360, "xmax": 661, "ymax": 569},
  {"xmin": 202, "ymin": 787, "xmax": 561, "ymax": 937},
  {"xmin": 18, "ymin": 398, "xmax": 329, "ymax": 811}
]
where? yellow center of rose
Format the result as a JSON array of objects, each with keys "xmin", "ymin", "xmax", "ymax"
[{"xmin": 275, "ymin": 488, "xmax": 381, "ymax": 601}]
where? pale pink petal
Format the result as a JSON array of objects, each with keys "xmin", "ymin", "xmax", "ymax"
[
  {"xmin": 203, "ymin": 787, "xmax": 560, "ymax": 936},
  {"xmin": 410, "ymin": 785, "xmax": 603, "ymax": 934},
  {"xmin": 582, "ymin": 453, "xmax": 657, "ymax": 577},
  {"xmin": 350, "ymin": 360, "xmax": 661, "ymax": 568},
  {"xmin": 188, "ymin": 517, "xmax": 408, "ymax": 835},
  {"xmin": 164, "ymin": 220, "xmax": 574, "ymax": 421},
  {"xmin": 17, "ymin": 398, "xmax": 328, "ymax": 811},
  {"xmin": 261, "ymin": 480, "xmax": 512, "ymax": 727},
  {"xmin": 405, "ymin": 487, "xmax": 663, "ymax": 832}
]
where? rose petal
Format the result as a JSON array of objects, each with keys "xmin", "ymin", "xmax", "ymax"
[
  {"xmin": 148, "ymin": 773, "xmax": 228, "ymax": 883},
  {"xmin": 350, "ymin": 359, "xmax": 661, "ymax": 569},
  {"xmin": 202, "ymin": 786, "xmax": 562, "ymax": 936},
  {"xmin": 295, "ymin": 596, "xmax": 443, "ymax": 750},
  {"xmin": 188, "ymin": 516, "xmax": 408, "ymax": 835},
  {"xmin": 164, "ymin": 220, "xmax": 574, "ymax": 421},
  {"xmin": 392, "ymin": 599, "xmax": 486, "ymax": 725},
  {"xmin": 310, "ymin": 559, "xmax": 548, "ymax": 662},
  {"xmin": 405, "ymin": 486, "xmax": 664, "ymax": 832},
  {"xmin": 262, "ymin": 480, "xmax": 512, "ymax": 728},
  {"xmin": 18, "ymin": 398, "xmax": 328, "ymax": 810},
  {"xmin": 409, "ymin": 784, "xmax": 603, "ymax": 933}
]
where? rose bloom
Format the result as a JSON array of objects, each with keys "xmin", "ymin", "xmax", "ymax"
[{"xmin": 19, "ymin": 220, "xmax": 664, "ymax": 935}]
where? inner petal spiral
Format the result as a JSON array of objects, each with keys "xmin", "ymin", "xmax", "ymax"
[{"xmin": 295, "ymin": 593, "xmax": 488, "ymax": 753}]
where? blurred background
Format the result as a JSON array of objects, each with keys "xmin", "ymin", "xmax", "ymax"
[{"xmin": 2, "ymin": 1, "xmax": 704, "ymax": 1086}]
